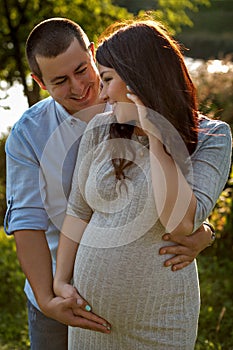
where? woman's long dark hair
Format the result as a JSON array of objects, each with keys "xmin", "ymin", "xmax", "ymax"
[{"xmin": 96, "ymin": 19, "xmax": 199, "ymax": 179}]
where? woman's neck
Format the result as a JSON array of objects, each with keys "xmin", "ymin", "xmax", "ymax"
[{"xmin": 133, "ymin": 125, "xmax": 147, "ymax": 136}]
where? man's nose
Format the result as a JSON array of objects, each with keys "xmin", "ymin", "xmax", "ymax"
[{"xmin": 70, "ymin": 76, "xmax": 85, "ymax": 95}]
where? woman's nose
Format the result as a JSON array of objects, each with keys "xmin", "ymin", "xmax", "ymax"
[{"xmin": 99, "ymin": 85, "xmax": 108, "ymax": 102}]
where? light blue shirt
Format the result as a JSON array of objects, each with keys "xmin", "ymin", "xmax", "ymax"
[{"xmin": 4, "ymin": 96, "xmax": 88, "ymax": 309}]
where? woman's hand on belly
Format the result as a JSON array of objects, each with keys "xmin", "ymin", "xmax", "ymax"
[{"xmin": 53, "ymin": 281, "xmax": 112, "ymax": 332}]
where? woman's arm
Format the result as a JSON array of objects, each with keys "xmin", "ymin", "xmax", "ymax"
[
  {"xmin": 148, "ymin": 134, "xmax": 197, "ymax": 236},
  {"xmin": 127, "ymin": 88, "xmax": 197, "ymax": 236},
  {"xmin": 54, "ymin": 215, "xmax": 87, "ymax": 298}
]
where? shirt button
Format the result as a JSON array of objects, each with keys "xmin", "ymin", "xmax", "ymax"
[{"xmin": 70, "ymin": 118, "xmax": 77, "ymax": 127}]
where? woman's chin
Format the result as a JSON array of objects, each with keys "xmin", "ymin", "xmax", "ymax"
[
  {"xmin": 116, "ymin": 115, "xmax": 136, "ymax": 126},
  {"xmin": 115, "ymin": 114, "xmax": 125, "ymax": 124}
]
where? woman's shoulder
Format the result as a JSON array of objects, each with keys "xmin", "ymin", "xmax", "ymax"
[
  {"xmin": 84, "ymin": 111, "xmax": 116, "ymax": 143},
  {"xmin": 86, "ymin": 111, "xmax": 115, "ymax": 129}
]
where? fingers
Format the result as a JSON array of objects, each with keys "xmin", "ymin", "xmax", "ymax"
[
  {"xmin": 162, "ymin": 233, "xmax": 190, "ymax": 245},
  {"xmin": 160, "ymin": 234, "xmax": 196, "ymax": 272},
  {"xmin": 126, "ymin": 86, "xmax": 141, "ymax": 104},
  {"xmin": 65, "ymin": 297, "xmax": 111, "ymax": 332},
  {"xmin": 162, "ymin": 251, "xmax": 194, "ymax": 266},
  {"xmin": 73, "ymin": 306, "xmax": 111, "ymax": 329},
  {"xmin": 161, "ymin": 249, "xmax": 194, "ymax": 271},
  {"xmin": 76, "ymin": 295, "xmax": 92, "ymax": 311},
  {"xmin": 159, "ymin": 243, "xmax": 194, "ymax": 256},
  {"xmin": 170, "ymin": 261, "xmax": 191, "ymax": 272},
  {"xmin": 70, "ymin": 315, "xmax": 111, "ymax": 333},
  {"xmin": 68, "ymin": 296, "xmax": 93, "ymax": 316}
]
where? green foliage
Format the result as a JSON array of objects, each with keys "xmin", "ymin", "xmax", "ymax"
[
  {"xmin": 145, "ymin": 0, "xmax": 210, "ymax": 35},
  {"xmin": 195, "ymin": 166, "xmax": 233, "ymax": 349},
  {"xmin": 114, "ymin": 0, "xmax": 210, "ymax": 34},
  {"xmin": 209, "ymin": 165, "xmax": 233, "ymax": 258},
  {"xmin": 190, "ymin": 59, "xmax": 233, "ymax": 128},
  {"xmin": 196, "ymin": 257, "xmax": 233, "ymax": 349},
  {"xmin": 0, "ymin": 229, "xmax": 29, "ymax": 349},
  {"xmin": 177, "ymin": 0, "xmax": 233, "ymax": 59}
]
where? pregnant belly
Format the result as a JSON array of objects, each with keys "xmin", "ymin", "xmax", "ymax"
[{"xmin": 73, "ymin": 240, "xmax": 199, "ymax": 331}]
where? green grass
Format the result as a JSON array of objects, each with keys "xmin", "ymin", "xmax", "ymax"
[
  {"xmin": 195, "ymin": 253, "xmax": 233, "ymax": 349},
  {"xmin": 0, "ymin": 230, "xmax": 29, "ymax": 349}
]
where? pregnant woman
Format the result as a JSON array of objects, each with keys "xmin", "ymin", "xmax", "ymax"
[{"xmin": 54, "ymin": 19, "xmax": 232, "ymax": 349}]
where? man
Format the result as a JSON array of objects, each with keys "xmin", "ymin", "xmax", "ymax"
[{"xmin": 4, "ymin": 18, "xmax": 214, "ymax": 349}]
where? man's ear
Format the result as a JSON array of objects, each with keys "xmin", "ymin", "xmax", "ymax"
[
  {"xmin": 31, "ymin": 73, "xmax": 47, "ymax": 90},
  {"xmin": 88, "ymin": 42, "xmax": 95, "ymax": 61}
]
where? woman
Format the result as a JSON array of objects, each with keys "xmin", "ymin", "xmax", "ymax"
[{"xmin": 54, "ymin": 20, "xmax": 232, "ymax": 349}]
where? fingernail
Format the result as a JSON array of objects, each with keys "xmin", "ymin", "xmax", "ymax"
[
  {"xmin": 102, "ymin": 323, "xmax": 111, "ymax": 330},
  {"xmin": 126, "ymin": 85, "xmax": 132, "ymax": 91},
  {"xmin": 85, "ymin": 305, "xmax": 92, "ymax": 312},
  {"xmin": 126, "ymin": 93, "xmax": 131, "ymax": 98},
  {"xmin": 160, "ymin": 249, "xmax": 166, "ymax": 254}
]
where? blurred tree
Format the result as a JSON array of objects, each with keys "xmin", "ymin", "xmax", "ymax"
[
  {"xmin": 176, "ymin": 0, "xmax": 233, "ymax": 59},
  {"xmin": 0, "ymin": 0, "xmax": 131, "ymax": 107},
  {"xmin": 114, "ymin": 0, "xmax": 210, "ymax": 34},
  {"xmin": 190, "ymin": 59, "xmax": 233, "ymax": 128}
]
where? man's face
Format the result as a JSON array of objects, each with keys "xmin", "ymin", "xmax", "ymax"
[{"xmin": 35, "ymin": 39, "xmax": 101, "ymax": 115}]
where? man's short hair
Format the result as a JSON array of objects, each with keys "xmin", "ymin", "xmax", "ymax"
[{"xmin": 26, "ymin": 17, "xmax": 91, "ymax": 79}]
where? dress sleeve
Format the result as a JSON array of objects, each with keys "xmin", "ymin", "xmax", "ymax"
[
  {"xmin": 4, "ymin": 126, "xmax": 48, "ymax": 235},
  {"xmin": 190, "ymin": 120, "xmax": 232, "ymax": 231},
  {"xmin": 66, "ymin": 121, "xmax": 98, "ymax": 222}
]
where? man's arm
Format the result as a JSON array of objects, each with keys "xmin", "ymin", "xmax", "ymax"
[
  {"xmin": 14, "ymin": 230, "xmax": 56, "ymax": 309},
  {"xmin": 159, "ymin": 224, "xmax": 213, "ymax": 271},
  {"xmin": 14, "ymin": 230, "xmax": 110, "ymax": 332}
]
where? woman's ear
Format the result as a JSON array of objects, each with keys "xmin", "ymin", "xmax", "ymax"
[{"xmin": 31, "ymin": 73, "xmax": 47, "ymax": 90}]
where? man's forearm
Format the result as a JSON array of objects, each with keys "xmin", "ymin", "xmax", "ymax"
[{"xmin": 14, "ymin": 230, "xmax": 54, "ymax": 310}]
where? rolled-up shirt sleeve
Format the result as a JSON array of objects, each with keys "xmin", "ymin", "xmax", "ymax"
[{"xmin": 4, "ymin": 126, "xmax": 49, "ymax": 235}]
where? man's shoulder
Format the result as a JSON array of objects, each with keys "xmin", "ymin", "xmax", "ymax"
[
  {"xmin": 199, "ymin": 115, "xmax": 231, "ymax": 134},
  {"xmin": 12, "ymin": 97, "xmax": 55, "ymax": 131},
  {"xmin": 197, "ymin": 115, "xmax": 232, "ymax": 149}
]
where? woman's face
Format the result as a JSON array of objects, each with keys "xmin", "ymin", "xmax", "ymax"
[{"xmin": 98, "ymin": 64, "xmax": 138, "ymax": 124}]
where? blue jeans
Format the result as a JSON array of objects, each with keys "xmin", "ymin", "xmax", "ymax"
[{"xmin": 27, "ymin": 299, "xmax": 68, "ymax": 350}]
